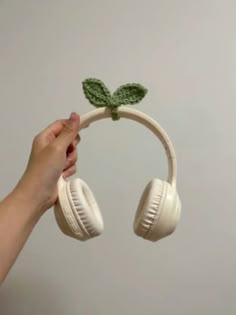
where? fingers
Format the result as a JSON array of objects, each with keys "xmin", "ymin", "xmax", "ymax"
[
  {"xmin": 38, "ymin": 119, "xmax": 67, "ymax": 139},
  {"xmin": 66, "ymin": 133, "xmax": 80, "ymax": 156},
  {"xmin": 32, "ymin": 113, "xmax": 80, "ymax": 181},
  {"xmin": 54, "ymin": 113, "xmax": 80, "ymax": 150},
  {"xmin": 64, "ymin": 134, "xmax": 80, "ymax": 173},
  {"xmin": 33, "ymin": 113, "xmax": 80, "ymax": 150},
  {"xmin": 63, "ymin": 164, "xmax": 76, "ymax": 178},
  {"xmin": 65, "ymin": 148, "xmax": 77, "ymax": 168}
]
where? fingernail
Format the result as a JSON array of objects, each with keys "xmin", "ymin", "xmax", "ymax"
[{"xmin": 69, "ymin": 112, "xmax": 77, "ymax": 121}]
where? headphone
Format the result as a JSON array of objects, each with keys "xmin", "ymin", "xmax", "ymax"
[{"xmin": 54, "ymin": 106, "xmax": 181, "ymax": 242}]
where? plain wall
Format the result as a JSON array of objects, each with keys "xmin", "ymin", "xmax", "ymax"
[{"xmin": 0, "ymin": 0, "xmax": 236, "ymax": 314}]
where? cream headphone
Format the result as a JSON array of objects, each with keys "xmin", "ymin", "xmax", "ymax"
[{"xmin": 54, "ymin": 107, "xmax": 181, "ymax": 242}]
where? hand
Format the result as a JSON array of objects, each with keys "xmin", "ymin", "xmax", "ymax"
[{"xmin": 15, "ymin": 112, "xmax": 80, "ymax": 215}]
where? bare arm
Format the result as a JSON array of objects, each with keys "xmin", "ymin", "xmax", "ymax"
[
  {"xmin": 0, "ymin": 185, "xmax": 42, "ymax": 283},
  {"xmin": 0, "ymin": 112, "xmax": 80, "ymax": 284}
]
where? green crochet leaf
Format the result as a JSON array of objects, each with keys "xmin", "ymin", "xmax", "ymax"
[
  {"xmin": 112, "ymin": 83, "xmax": 147, "ymax": 106},
  {"xmin": 82, "ymin": 78, "xmax": 112, "ymax": 107},
  {"xmin": 82, "ymin": 78, "xmax": 148, "ymax": 121}
]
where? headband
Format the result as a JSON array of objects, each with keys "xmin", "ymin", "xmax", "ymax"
[
  {"xmin": 61, "ymin": 79, "xmax": 177, "ymax": 188},
  {"xmin": 79, "ymin": 107, "xmax": 177, "ymax": 187}
]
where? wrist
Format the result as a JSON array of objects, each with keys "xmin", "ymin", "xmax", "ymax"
[
  {"xmin": 12, "ymin": 178, "xmax": 46, "ymax": 218},
  {"xmin": 14, "ymin": 169, "xmax": 59, "ymax": 216},
  {"xmin": 0, "ymin": 185, "xmax": 43, "ymax": 235}
]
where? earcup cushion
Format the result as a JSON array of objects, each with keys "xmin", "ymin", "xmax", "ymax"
[
  {"xmin": 54, "ymin": 177, "xmax": 87, "ymax": 240},
  {"xmin": 67, "ymin": 178, "xmax": 104, "ymax": 239},
  {"xmin": 134, "ymin": 179, "xmax": 165, "ymax": 238},
  {"xmin": 54, "ymin": 199, "xmax": 78, "ymax": 239}
]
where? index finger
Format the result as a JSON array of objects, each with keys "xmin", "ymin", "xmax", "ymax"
[{"xmin": 38, "ymin": 119, "xmax": 68, "ymax": 138}]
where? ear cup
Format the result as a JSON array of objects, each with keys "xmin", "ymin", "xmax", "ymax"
[
  {"xmin": 134, "ymin": 179, "xmax": 181, "ymax": 241},
  {"xmin": 134, "ymin": 179, "xmax": 164, "ymax": 238},
  {"xmin": 54, "ymin": 178, "xmax": 104, "ymax": 241},
  {"xmin": 54, "ymin": 178, "xmax": 87, "ymax": 240},
  {"xmin": 67, "ymin": 178, "xmax": 104, "ymax": 239},
  {"xmin": 54, "ymin": 199, "xmax": 77, "ymax": 239}
]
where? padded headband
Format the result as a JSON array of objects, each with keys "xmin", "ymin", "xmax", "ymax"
[{"xmin": 79, "ymin": 106, "xmax": 177, "ymax": 187}]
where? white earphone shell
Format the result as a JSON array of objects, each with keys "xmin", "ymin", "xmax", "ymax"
[
  {"xmin": 54, "ymin": 107, "xmax": 181, "ymax": 242},
  {"xmin": 54, "ymin": 177, "xmax": 104, "ymax": 241}
]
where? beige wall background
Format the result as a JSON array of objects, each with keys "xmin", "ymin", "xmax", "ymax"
[{"xmin": 0, "ymin": 0, "xmax": 236, "ymax": 314}]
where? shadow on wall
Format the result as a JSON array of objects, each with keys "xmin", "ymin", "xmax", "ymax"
[{"xmin": 0, "ymin": 274, "xmax": 70, "ymax": 315}]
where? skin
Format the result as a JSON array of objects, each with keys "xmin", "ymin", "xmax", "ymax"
[{"xmin": 0, "ymin": 112, "xmax": 80, "ymax": 284}]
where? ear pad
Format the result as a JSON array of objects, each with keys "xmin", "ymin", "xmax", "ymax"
[
  {"xmin": 134, "ymin": 179, "xmax": 181, "ymax": 241},
  {"xmin": 54, "ymin": 199, "xmax": 77, "ymax": 239},
  {"xmin": 54, "ymin": 178, "xmax": 104, "ymax": 241}
]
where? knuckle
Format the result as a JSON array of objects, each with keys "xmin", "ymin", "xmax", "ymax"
[
  {"xmin": 71, "ymin": 151, "xmax": 78, "ymax": 163},
  {"xmin": 33, "ymin": 134, "xmax": 40, "ymax": 143},
  {"xmin": 55, "ymin": 119, "xmax": 64, "ymax": 126},
  {"xmin": 74, "ymin": 154, "xmax": 78, "ymax": 163},
  {"xmin": 67, "ymin": 154, "xmax": 77, "ymax": 166},
  {"xmin": 51, "ymin": 142, "xmax": 63, "ymax": 153},
  {"xmin": 32, "ymin": 134, "xmax": 42, "ymax": 147},
  {"xmin": 63, "ymin": 122, "xmax": 74, "ymax": 133}
]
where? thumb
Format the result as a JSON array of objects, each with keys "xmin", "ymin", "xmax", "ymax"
[{"xmin": 55, "ymin": 112, "xmax": 80, "ymax": 149}]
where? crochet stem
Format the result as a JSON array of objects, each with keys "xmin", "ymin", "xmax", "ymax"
[{"xmin": 111, "ymin": 107, "xmax": 120, "ymax": 121}]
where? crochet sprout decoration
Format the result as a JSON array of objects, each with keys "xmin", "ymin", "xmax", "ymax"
[{"xmin": 82, "ymin": 78, "xmax": 148, "ymax": 120}]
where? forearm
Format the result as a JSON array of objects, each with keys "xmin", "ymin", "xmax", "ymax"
[
  {"xmin": 0, "ymin": 113, "xmax": 79, "ymax": 284},
  {"xmin": 0, "ymin": 184, "xmax": 42, "ymax": 284}
]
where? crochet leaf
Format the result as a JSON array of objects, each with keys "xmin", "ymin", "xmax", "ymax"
[
  {"xmin": 82, "ymin": 78, "xmax": 111, "ymax": 107},
  {"xmin": 112, "ymin": 83, "xmax": 147, "ymax": 106}
]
